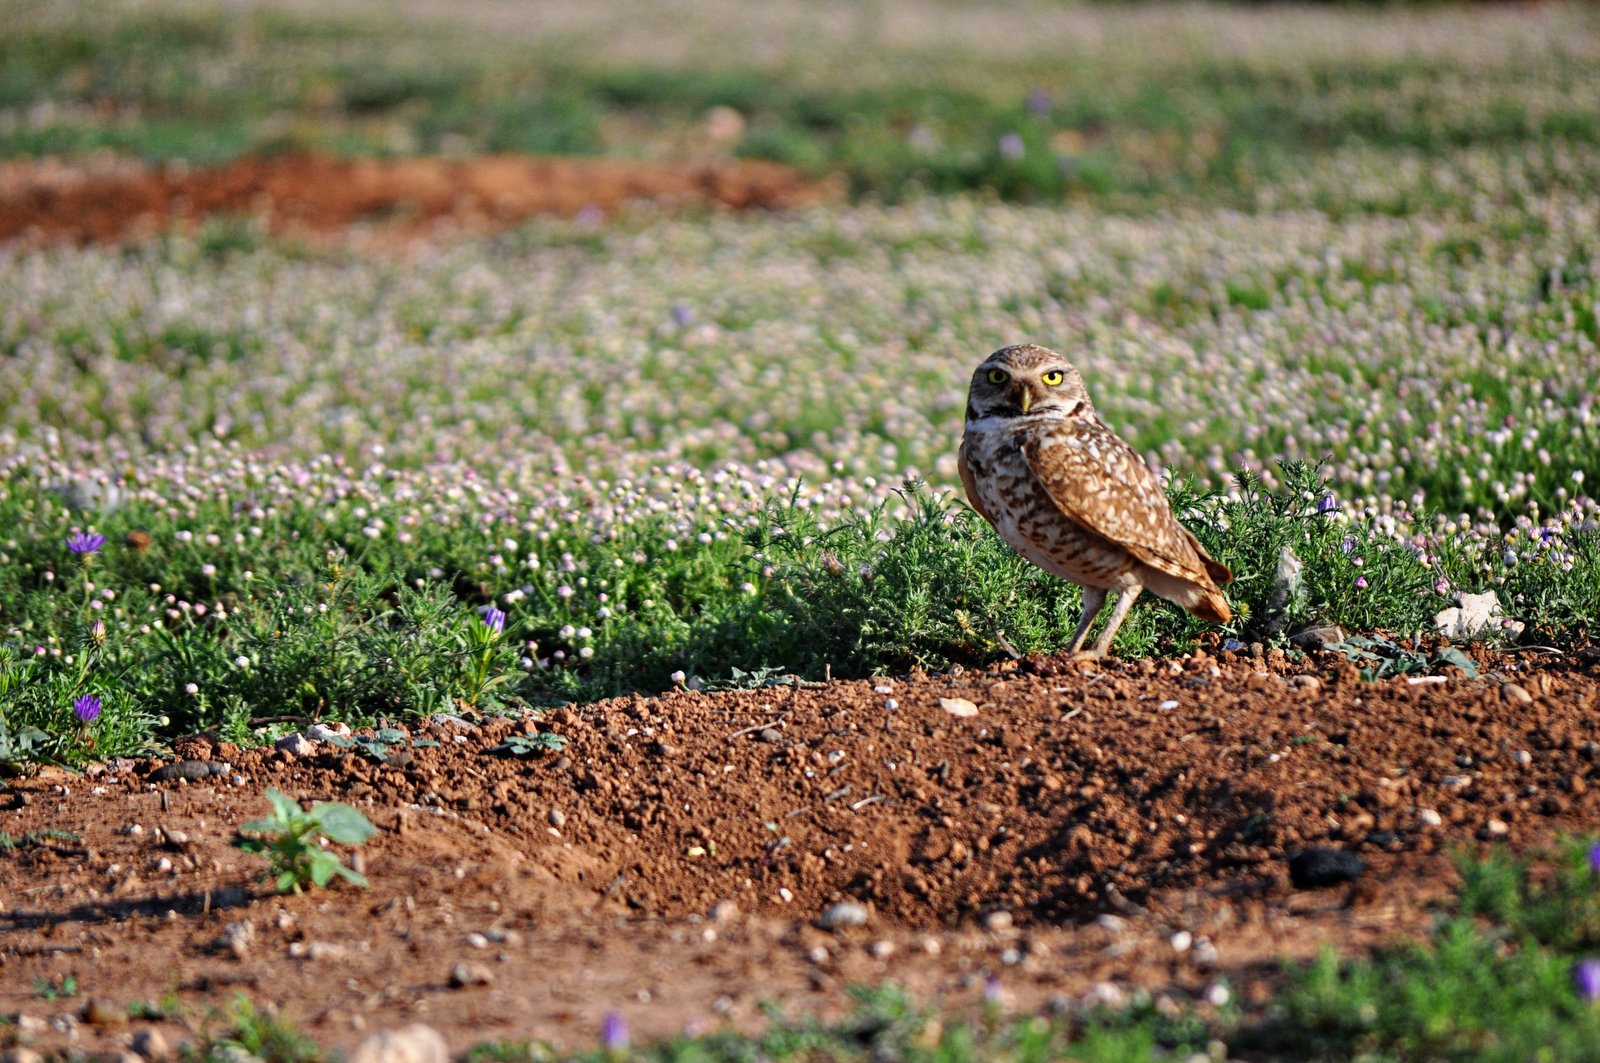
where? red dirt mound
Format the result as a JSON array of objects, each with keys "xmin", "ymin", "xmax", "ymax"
[
  {"xmin": 3, "ymin": 645, "xmax": 1599, "ymax": 1055},
  {"xmin": 0, "ymin": 154, "xmax": 842, "ymax": 246}
]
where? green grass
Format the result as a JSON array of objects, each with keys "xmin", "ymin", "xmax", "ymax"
[
  {"xmin": 4, "ymin": 461, "xmax": 1596, "ymax": 767},
  {"xmin": 5, "ymin": 1, "xmax": 1600, "ymax": 208}
]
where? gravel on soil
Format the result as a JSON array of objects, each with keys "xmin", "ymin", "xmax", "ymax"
[{"xmin": 3, "ymin": 644, "xmax": 1599, "ymax": 1055}]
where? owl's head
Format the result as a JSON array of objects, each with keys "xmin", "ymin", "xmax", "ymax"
[{"xmin": 966, "ymin": 344, "xmax": 1091, "ymax": 422}]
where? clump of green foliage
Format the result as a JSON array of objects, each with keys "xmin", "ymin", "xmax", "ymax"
[
  {"xmin": 1251, "ymin": 839, "xmax": 1600, "ymax": 1061},
  {"xmin": 232, "ymin": 787, "xmax": 376, "ymax": 894}
]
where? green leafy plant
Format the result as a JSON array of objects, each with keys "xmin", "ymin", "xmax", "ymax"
[
  {"xmin": 491, "ymin": 732, "xmax": 568, "ymax": 757},
  {"xmin": 1323, "ymin": 635, "xmax": 1480, "ymax": 680},
  {"xmin": 233, "ymin": 788, "xmax": 376, "ymax": 894},
  {"xmin": 0, "ymin": 828, "xmax": 81, "ymax": 851},
  {"xmin": 34, "ymin": 974, "xmax": 78, "ymax": 1001}
]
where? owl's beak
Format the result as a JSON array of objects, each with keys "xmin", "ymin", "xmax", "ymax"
[{"xmin": 1019, "ymin": 388, "xmax": 1033, "ymax": 413}]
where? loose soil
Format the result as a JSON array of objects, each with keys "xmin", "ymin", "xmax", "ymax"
[
  {"xmin": 4, "ymin": 644, "xmax": 1600, "ymax": 1056},
  {"xmin": 0, "ymin": 154, "xmax": 841, "ymax": 247}
]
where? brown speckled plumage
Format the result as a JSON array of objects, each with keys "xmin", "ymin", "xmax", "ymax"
[{"xmin": 958, "ymin": 343, "xmax": 1231, "ymax": 658}]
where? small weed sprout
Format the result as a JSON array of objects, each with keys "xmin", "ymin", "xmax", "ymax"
[
  {"xmin": 492, "ymin": 732, "xmax": 568, "ymax": 757},
  {"xmin": 233, "ymin": 788, "xmax": 376, "ymax": 894}
]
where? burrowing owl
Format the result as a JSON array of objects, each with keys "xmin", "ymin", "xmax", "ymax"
[{"xmin": 958, "ymin": 343, "xmax": 1232, "ymax": 658}]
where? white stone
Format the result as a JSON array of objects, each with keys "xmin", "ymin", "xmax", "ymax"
[{"xmin": 348, "ymin": 1025, "xmax": 449, "ymax": 1063}]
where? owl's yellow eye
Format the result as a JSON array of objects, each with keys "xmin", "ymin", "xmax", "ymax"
[
  {"xmin": 986, "ymin": 369, "xmax": 1010, "ymax": 385},
  {"xmin": 1041, "ymin": 369, "xmax": 1064, "ymax": 386}
]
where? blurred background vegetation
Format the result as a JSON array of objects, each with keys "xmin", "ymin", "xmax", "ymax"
[{"xmin": 4, "ymin": 0, "xmax": 1597, "ymax": 209}]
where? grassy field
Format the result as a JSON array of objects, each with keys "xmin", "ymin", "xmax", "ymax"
[
  {"xmin": 5, "ymin": 4, "xmax": 1600, "ymax": 1058},
  {"xmin": 3, "ymin": 0, "xmax": 1600, "ymax": 762},
  {"xmin": 5, "ymin": 0, "xmax": 1600, "ymax": 204}
]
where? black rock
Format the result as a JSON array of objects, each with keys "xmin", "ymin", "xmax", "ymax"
[
  {"xmin": 1289, "ymin": 847, "xmax": 1366, "ymax": 888},
  {"xmin": 149, "ymin": 759, "xmax": 227, "ymax": 782}
]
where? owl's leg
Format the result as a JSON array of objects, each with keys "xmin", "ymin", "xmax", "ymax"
[
  {"xmin": 1063, "ymin": 586, "xmax": 1108, "ymax": 655},
  {"xmin": 1088, "ymin": 584, "xmax": 1143, "ymax": 658}
]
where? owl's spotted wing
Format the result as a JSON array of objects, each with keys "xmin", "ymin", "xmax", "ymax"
[
  {"xmin": 1021, "ymin": 417, "xmax": 1222, "ymax": 586},
  {"xmin": 957, "ymin": 446, "xmax": 998, "ymax": 527}
]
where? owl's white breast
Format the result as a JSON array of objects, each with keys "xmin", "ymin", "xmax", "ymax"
[{"xmin": 961, "ymin": 416, "xmax": 1070, "ymax": 575}]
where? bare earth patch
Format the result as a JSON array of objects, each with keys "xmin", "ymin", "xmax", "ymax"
[
  {"xmin": 0, "ymin": 154, "xmax": 842, "ymax": 247},
  {"xmin": 3, "ymin": 645, "xmax": 1599, "ymax": 1054}
]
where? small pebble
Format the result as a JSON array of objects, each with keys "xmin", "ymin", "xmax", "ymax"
[
  {"xmin": 709, "ymin": 900, "xmax": 740, "ymax": 922},
  {"xmin": 808, "ymin": 945, "xmax": 830, "ymax": 963},
  {"xmin": 1095, "ymin": 914, "xmax": 1128, "ymax": 934},
  {"xmin": 1157, "ymin": 700, "xmax": 1179, "ymax": 711},
  {"xmin": 1288, "ymin": 848, "xmax": 1366, "ymax": 889},
  {"xmin": 983, "ymin": 910, "xmax": 1013, "ymax": 932},
  {"xmin": 868, "ymin": 940, "xmax": 896, "ymax": 958},
  {"xmin": 547, "ymin": 809, "xmax": 566, "ymax": 828},
  {"xmin": 939, "ymin": 697, "xmax": 979, "ymax": 718},
  {"xmin": 1419, "ymin": 808, "xmax": 1444, "ymax": 827},
  {"xmin": 1000, "ymin": 947, "xmax": 1022, "ymax": 966},
  {"xmin": 1170, "ymin": 930, "xmax": 1193, "ymax": 953},
  {"xmin": 0, "ymin": 1051, "xmax": 45, "ymax": 1063},
  {"xmin": 219, "ymin": 920, "xmax": 254, "ymax": 958},
  {"xmin": 1501, "ymin": 682, "xmax": 1533, "ymax": 706},
  {"xmin": 1512, "ymin": 750, "xmax": 1532, "ymax": 767},
  {"xmin": 131, "ymin": 1028, "xmax": 170, "ymax": 1060},
  {"xmin": 83, "ymin": 998, "xmax": 127, "ymax": 1026},
  {"xmin": 756, "ymin": 728, "xmax": 783, "ymax": 743},
  {"xmin": 1204, "ymin": 983, "xmax": 1231, "ymax": 1007},
  {"xmin": 883, "ymin": 699, "xmax": 898, "ymax": 711},
  {"xmin": 465, "ymin": 933, "xmax": 490, "ymax": 949},
  {"xmin": 288, "ymin": 941, "xmax": 344, "ymax": 960},
  {"xmin": 1086, "ymin": 982, "xmax": 1126, "ymax": 1009},
  {"xmin": 1480, "ymin": 818, "xmax": 1510, "ymax": 839},
  {"xmin": 819, "ymin": 901, "xmax": 869, "ymax": 929},
  {"xmin": 273, "ymin": 733, "xmax": 315, "ymax": 757},
  {"xmin": 448, "ymin": 962, "xmax": 494, "ymax": 988},
  {"xmin": 348, "ymin": 1023, "xmax": 448, "ymax": 1063}
]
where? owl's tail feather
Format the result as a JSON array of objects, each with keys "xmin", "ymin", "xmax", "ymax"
[
  {"xmin": 1190, "ymin": 588, "xmax": 1232, "ymax": 625},
  {"xmin": 1184, "ymin": 529, "xmax": 1234, "ymax": 586},
  {"xmin": 1143, "ymin": 567, "xmax": 1232, "ymax": 624}
]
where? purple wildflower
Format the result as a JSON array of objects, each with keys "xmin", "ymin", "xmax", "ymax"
[
  {"xmin": 89, "ymin": 618, "xmax": 106, "ymax": 644},
  {"xmin": 67, "ymin": 531, "xmax": 106, "ymax": 556},
  {"xmin": 1355, "ymin": 577, "xmax": 1368, "ymax": 589},
  {"xmin": 1574, "ymin": 958, "xmax": 1600, "ymax": 1002},
  {"xmin": 670, "ymin": 303, "xmax": 694, "ymax": 328},
  {"xmin": 997, "ymin": 132, "xmax": 1026, "ymax": 160},
  {"xmin": 73, "ymin": 694, "xmax": 102, "ymax": 723},
  {"xmin": 1317, "ymin": 496, "xmax": 1338, "ymax": 514},
  {"xmin": 483, "ymin": 607, "xmax": 506, "ymax": 633},
  {"xmin": 1588, "ymin": 841, "xmax": 1600, "ymax": 875},
  {"xmin": 1025, "ymin": 89, "xmax": 1052, "ymax": 117},
  {"xmin": 600, "ymin": 1011, "xmax": 629, "ymax": 1053},
  {"xmin": 983, "ymin": 974, "xmax": 1004, "ymax": 1006}
]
